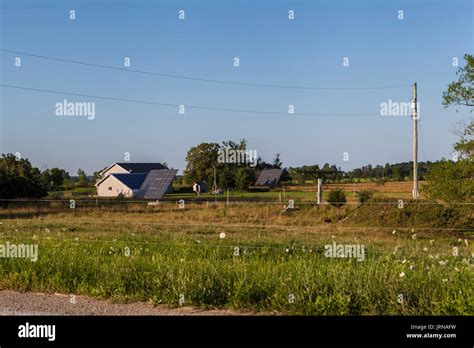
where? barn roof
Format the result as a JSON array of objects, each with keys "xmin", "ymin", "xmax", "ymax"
[{"xmin": 115, "ymin": 162, "xmax": 166, "ymax": 173}]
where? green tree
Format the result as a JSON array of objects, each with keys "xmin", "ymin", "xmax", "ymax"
[
  {"xmin": 77, "ymin": 169, "xmax": 89, "ymax": 187},
  {"xmin": 272, "ymin": 153, "xmax": 282, "ymax": 168},
  {"xmin": 424, "ymin": 160, "xmax": 473, "ymax": 203},
  {"xmin": 41, "ymin": 168, "xmax": 69, "ymax": 188},
  {"xmin": 184, "ymin": 139, "xmax": 260, "ymax": 189},
  {"xmin": 0, "ymin": 154, "xmax": 47, "ymax": 199},
  {"xmin": 442, "ymin": 54, "xmax": 473, "ymax": 109},
  {"xmin": 40, "ymin": 170, "xmax": 52, "ymax": 189},
  {"xmin": 235, "ymin": 167, "xmax": 255, "ymax": 190},
  {"xmin": 183, "ymin": 142, "xmax": 220, "ymax": 185},
  {"xmin": 425, "ymin": 53, "xmax": 474, "ymax": 203},
  {"xmin": 453, "ymin": 120, "xmax": 474, "ymax": 160}
]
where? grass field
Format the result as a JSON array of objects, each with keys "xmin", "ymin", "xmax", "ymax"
[
  {"xmin": 151, "ymin": 181, "xmax": 428, "ymax": 202},
  {"xmin": 0, "ymin": 199, "xmax": 472, "ymax": 315},
  {"xmin": 47, "ymin": 181, "xmax": 428, "ymax": 202}
]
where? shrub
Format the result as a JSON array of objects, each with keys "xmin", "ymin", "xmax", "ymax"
[
  {"xmin": 424, "ymin": 159, "xmax": 473, "ymax": 203},
  {"xmin": 356, "ymin": 189, "xmax": 375, "ymax": 204},
  {"xmin": 327, "ymin": 189, "xmax": 346, "ymax": 207}
]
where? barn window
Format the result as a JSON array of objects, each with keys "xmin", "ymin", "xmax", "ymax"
[{"xmin": 108, "ymin": 187, "xmax": 112, "ymax": 191}]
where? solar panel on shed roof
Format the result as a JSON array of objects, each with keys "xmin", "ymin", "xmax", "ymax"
[
  {"xmin": 137, "ymin": 169, "xmax": 178, "ymax": 200},
  {"xmin": 255, "ymin": 169, "xmax": 283, "ymax": 187}
]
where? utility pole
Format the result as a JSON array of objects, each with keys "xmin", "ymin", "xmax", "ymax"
[{"xmin": 412, "ymin": 82, "xmax": 419, "ymax": 199}]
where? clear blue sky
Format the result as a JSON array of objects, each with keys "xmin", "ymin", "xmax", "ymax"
[{"xmin": 1, "ymin": 0, "xmax": 472, "ymax": 175}]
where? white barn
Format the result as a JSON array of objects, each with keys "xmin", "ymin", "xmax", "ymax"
[
  {"xmin": 95, "ymin": 162, "xmax": 166, "ymax": 197},
  {"xmin": 95, "ymin": 173, "xmax": 147, "ymax": 197}
]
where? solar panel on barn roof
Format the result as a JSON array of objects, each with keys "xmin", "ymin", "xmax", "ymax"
[
  {"xmin": 111, "ymin": 173, "xmax": 147, "ymax": 190},
  {"xmin": 136, "ymin": 169, "xmax": 178, "ymax": 200}
]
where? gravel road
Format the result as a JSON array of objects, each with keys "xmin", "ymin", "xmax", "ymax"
[{"xmin": 0, "ymin": 290, "xmax": 250, "ymax": 316}]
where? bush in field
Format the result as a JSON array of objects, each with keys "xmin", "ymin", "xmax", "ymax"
[
  {"xmin": 356, "ymin": 189, "xmax": 375, "ymax": 204},
  {"xmin": 424, "ymin": 159, "xmax": 473, "ymax": 203},
  {"xmin": 327, "ymin": 189, "xmax": 346, "ymax": 207}
]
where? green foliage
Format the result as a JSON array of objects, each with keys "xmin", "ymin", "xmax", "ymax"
[
  {"xmin": 442, "ymin": 54, "xmax": 474, "ymax": 109},
  {"xmin": 183, "ymin": 142, "xmax": 220, "ymax": 185},
  {"xmin": 289, "ymin": 162, "xmax": 436, "ymax": 183},
  {"xmin": 184, "ymin": 139, "xmax": 286, "ymax": 190},
  {"xmin": 235, "ymin": 167, "xmax": 255, "ymax": 190},
  {"xmin": 327, "ymin": 189, "xmax": 347, "ymax": 207},
  {"xmin": 424, "ymin": 159, "xmax": 473, "ymax": 203},
  {"xmin": 423, "ymin": 57, "xmax": 474, "ymax": 205},
  {"xmin": 356, "ymin": 189, "xmax": 375, "ymax": 204},
  {"xmin": 453, "ymin": 120, "xmax": 474, "ymax": 160},
  {"xmin": 217, "ymin": 167, "xmax": 235, "ymax": 190},
  {"xmin": 40, "ymin": 168, "xmax": 69, "ymax": 189},
  {"xmin": 76, "ymin": 169, "xmax": 89, "ymax": 187},
  {"xmin": 272, "ymin": 153, "xmax": 282, "ymax": 168},
  {"xmin": 0, "ymin": 154, "xmax": 47, "ymax": 199}
]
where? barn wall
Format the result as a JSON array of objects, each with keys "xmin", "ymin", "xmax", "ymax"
[{"xmin": 96, "ymin": 175, "xmax": 133, "ymax": 197}]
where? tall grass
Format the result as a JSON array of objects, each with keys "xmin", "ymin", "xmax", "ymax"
[{"xmin": 0, "ymin": 214, "xmax": 472, "ymax": 315}]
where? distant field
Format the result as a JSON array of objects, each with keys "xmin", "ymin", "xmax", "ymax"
[
  {"xmin": 166, "ymin": 180, "xmax": 427, "ymax": 202},
  {"xmin": 0, "ymin": 202, "xmax": 472, "ymax": 315},
  {"xmin": 46, "ymin": 181, "xmax": 427, "ymax": 203}
]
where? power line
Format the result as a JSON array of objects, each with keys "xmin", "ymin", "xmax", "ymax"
[
  {"xmin": 1, "ymin": 49, "xmax": 413, "ymax": 91},
  {"xmin": 0, "ymin": 84, "xmax": 382, "ymax": 116}
]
